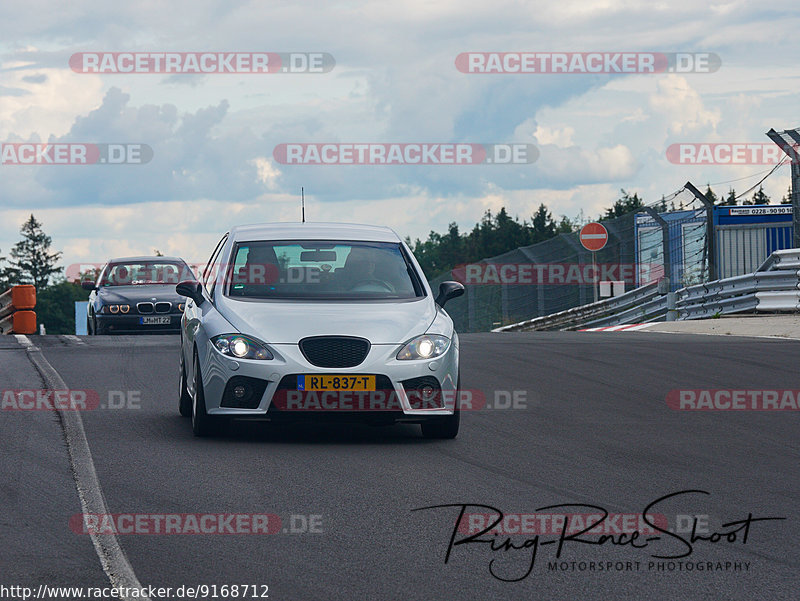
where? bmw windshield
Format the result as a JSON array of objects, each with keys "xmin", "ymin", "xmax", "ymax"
[
  {"xmin": 223, "ymin": 241, "xmax": 425, "ymax": 300},
  {"xmin": 100, "ymin": 261, "xmax": 194, "ymax": 286}
]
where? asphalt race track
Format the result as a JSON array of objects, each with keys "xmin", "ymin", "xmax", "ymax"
[{"xmin": 2, "ymin": 332, "xmax": 799, "ymax": 600}]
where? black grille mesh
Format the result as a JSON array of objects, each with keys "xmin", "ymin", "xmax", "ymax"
[{"xmin": 299, "ymin": 336, "xmax": 370, "ymax": 368}]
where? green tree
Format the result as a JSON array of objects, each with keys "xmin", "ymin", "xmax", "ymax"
[
  {"xmin": 743, "ymin": 185, "xmax": 771, "ymax": 206},
  {"xmin": 9, "ymin": 215, "xmax": 62, "ymax": 290},
  {"xmin": 704, "ymin": 185, "xmax": 719, "ymax": 205},
  {"xmin": 600, "ymin": 189, "xmax": 645, "ymax": 221},
  {"xmin": 781, "ymin": 187, "xmax": 792, "ymax": 205},
  {"xmin": 0, "ymin": 249, "xmax": 11, "ymax": 290},
  {"xmin": 555, "ymin": 215, "xmax": 575, "ymax": 234},
  {"xmin": 531, "ymin": 204, "xmax": 556, "ymax": 243},
  {"xmin": 719, "ymin": 188, "xmax": 737, "ymax": 206},
  {"xmin": 36, "ymin": 281, "xmax": 90, "ymax": 335}
]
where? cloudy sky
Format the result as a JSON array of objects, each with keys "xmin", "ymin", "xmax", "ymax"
[{"xmin": 1, "ymin": 0, "xmax": 798, "ymax": 272}]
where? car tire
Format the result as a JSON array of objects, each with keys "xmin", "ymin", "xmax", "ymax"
[
  {"xmin": 179, "ymin": 353, "xmax": 192, "ymax": 417},
  {"xmin": 421, "ymin": 376, "xmax": 460, "ymax": 439},
  {"xmin": 192, "ymin": 354, "xmax": 220, "ymax": 437}
]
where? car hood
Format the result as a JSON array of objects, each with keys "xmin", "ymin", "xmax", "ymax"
[
  {"xmin": 97, "ymin": 285, "xmax": 183, "ymax": 304},
  {"xmin": 216, "ymin": 297, "xmax": 437, "ymax": 344}
]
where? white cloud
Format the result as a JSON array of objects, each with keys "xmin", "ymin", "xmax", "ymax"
[
  {"xmin": 648, "ymin": 75, "xmax": 720, "ymax": 135},
  {"xmin": 1, "ymin": 0, "xmax": 799, "ymax": 270}
]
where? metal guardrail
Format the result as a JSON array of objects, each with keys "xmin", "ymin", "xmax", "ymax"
[
  {"xmin": 678, "ymin": 270, "xmax": 800, "ymax": 306},
  {"xmin": 578, "ymin": 293, "xmax": 668, "ymax": 329},
  {"xmin": 496, "ymin": 248, "xmax": 800, "ymax": 331},
  {"xmin": 0, "ymin": 285, "xmax": 37, "ymax": 334},
  {"xmin": 756, "ymin": 249, "xmax": 800, "ymax": 272},
  {"xmin": 493, "ymin": 281, "xmax": 659, "ymax": 332}
]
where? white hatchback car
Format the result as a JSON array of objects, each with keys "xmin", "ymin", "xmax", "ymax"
[{"xmin": 177, "ymin": 223, "xmax": 464, "ymax": 438}]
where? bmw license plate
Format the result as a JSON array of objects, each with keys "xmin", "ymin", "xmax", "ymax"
[
  {"xmin": 297, "ymin": 375, "xmax": 376, "ymax": 391},
  {"xmin": 140, "ymin": 316, "xmax": 171, "ymax": 325}
]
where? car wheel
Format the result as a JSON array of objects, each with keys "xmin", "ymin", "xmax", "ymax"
[
  {"xmin": 179, "ymin": 353, "xmax": 192, "ymax": 417},
  {"xmin": 421, "ymin": 376, "xmax": 460, "ymax": 439},
  {"xmin": 192, "ymin": 354, "xmax": 220, "ymax": 437}
]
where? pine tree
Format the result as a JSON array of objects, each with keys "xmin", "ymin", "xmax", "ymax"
[
  {"xmin": 600, "ymin": 189, "xmax": 645, "ymax": 220},
  {"xmin": 9, "ymin": 215, "xmax": 63, "ymax": 290},
  {"xmin": 704, "ymin": 185, "xmax": 719, "ymax": 205},
  {"xmin": 750, "ymin": 185, "xmax": 771, "ymax": 205},
  {"xmin": 720, "ymin": 188, "xmax": 738, "ymax": 206}
]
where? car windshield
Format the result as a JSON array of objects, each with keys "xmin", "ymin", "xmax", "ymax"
[
  {"xmin": 225, "ymin": 241, "xmax": 424, "ymax": 300},
  {"xmin": 100, "ymin": 262, "xmax": 193, "ymax": 286}
]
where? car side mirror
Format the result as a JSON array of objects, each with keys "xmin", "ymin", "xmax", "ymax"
[
  {"xmin": 176, "ymin": 280, "xmax": 204, "ymax": 305},
  {"xmin": 435, "ymin": 281, "xmax": 465, "ymax": 308},
  {"xmin": 81, "ymin": 281, "xmax": 97, "ymax": 291}
]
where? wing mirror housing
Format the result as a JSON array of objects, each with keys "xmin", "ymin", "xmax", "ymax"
[
  {"xmin": 435, "ymin": 281, "xmax": 465, "ymax": 308},
  {"xmin": 176, "ymin": 280, "xmax": 204, "ymax": 306}
]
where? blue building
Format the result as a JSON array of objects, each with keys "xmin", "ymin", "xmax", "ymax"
[{"xmin": 635, "ymin": 205, "xmax": 794, "ymax": 288}]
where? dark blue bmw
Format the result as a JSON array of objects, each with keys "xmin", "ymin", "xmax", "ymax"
[{"xmin": 82, "ymin": 256, "xmax": 196, "ymax": 335}]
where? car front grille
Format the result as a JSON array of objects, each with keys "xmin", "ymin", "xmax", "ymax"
[
  {"xmin": 155, "ymin": 302, "xmax": 172, "ymax": 314},
  {"xmin": 137, "ymin": 302, "xmax": 154, "ymax": 314},
  {"xmin": 299, "ymin": 336, "xmax": 370, "ymax": 368}
]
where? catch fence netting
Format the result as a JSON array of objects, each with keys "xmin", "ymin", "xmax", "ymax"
[{"xmin": 429, "ymin": 190, "xmax": 707, "ymax": 332}]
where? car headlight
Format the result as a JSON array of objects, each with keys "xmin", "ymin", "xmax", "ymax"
[
  {"xmin": 102, "ymin": 304, "xmax": 129, "ymax": 314},
  {"xmin": 211, "ymin": 334, "xmax": 274, "ymax": 360},
  {"xmin": 396, "ymin": 334, "xmax": 450, "ymax": 360}
]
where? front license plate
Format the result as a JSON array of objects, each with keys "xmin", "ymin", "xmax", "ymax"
[
  {"xmin": 140, "ymin": 316, "xmax": 171, "ymax": 325},
  {"xmin": 297, "ymin": 375, "xmax": 376, "ymax": 391}
]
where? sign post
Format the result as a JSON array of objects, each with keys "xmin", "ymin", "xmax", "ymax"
[{"xmin": 579, "ymin": 222, "xmax": 609, "ymax": 303}]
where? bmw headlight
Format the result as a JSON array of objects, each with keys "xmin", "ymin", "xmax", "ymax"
[
  {"xmin": 397, "ymin": 334, "xmax": 450, "ymax": 360},
  {"xmin": 103, "ymin": 304, "xmax": 129, "ymax": 314},
  {"xmin": 211, "ymin": 334, "xmax": 274, "ymax": 360}
]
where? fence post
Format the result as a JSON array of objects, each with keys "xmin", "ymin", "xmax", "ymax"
[
  {"xmin": 685, "ymin": 181, "xmax": 716, "ymax": 281},
  {"xmin": 643, "ymin": 207, "xmax": 673, "ymax": 291}
]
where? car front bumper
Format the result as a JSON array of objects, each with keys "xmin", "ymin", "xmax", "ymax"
[
  {"xmin": 96, "ymin": 313, "xmax": 182, "ymax": 334},
  {"xmin": 198, "ymin": 336, "xmax": 459, "ymax": 422}
]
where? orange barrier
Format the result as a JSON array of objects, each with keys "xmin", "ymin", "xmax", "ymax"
[{"xmin": 0, "ymin": 285, "xmax": 38, "ymax": 334}]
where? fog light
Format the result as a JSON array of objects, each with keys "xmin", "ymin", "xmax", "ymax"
[
  {"xmin": 420, "ymin": 385, "xmax": 436, "ymax": 400},
  {"xmin": 233, "ymin": 385, "xmax": 247, "ymax": 399}
]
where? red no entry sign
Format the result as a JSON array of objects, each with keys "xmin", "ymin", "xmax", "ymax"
[{"xmin": 580, "ymin": 222, "xmax": 608, "ymax": 252}]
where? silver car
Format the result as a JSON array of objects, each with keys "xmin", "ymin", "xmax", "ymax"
[{"xmin": 177, "ymin": 222, "xmax": 464, "ymax": 438}]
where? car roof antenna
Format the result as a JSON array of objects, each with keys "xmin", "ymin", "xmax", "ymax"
[{"xmin": 301, "ymin": 187, "xmax": 305, "ymax": 223}]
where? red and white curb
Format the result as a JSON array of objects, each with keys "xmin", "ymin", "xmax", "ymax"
[{"xmin": 579, "ymin": 324, "xmax": 654, "ymax": 332}]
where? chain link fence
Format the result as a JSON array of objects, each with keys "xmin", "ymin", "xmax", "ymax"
[{"xmin": 431, "ymin": 192, "xmax": 708, "ymax": 332}]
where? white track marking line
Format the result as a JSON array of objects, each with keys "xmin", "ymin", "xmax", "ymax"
[
  {"xmin": 62, "ymin": 335, "xmax": 86, "ymax": 346},
  {"xmin": 14, "ymin": 333, "xmax": 39, "ymax": 350},
  {"xmin": 578, "ymin": 324, "xmax": 654, "ymax": 332},
  {"xmin": 17, "ymin": 335, "xmax": 150, "ymax": 601}
]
